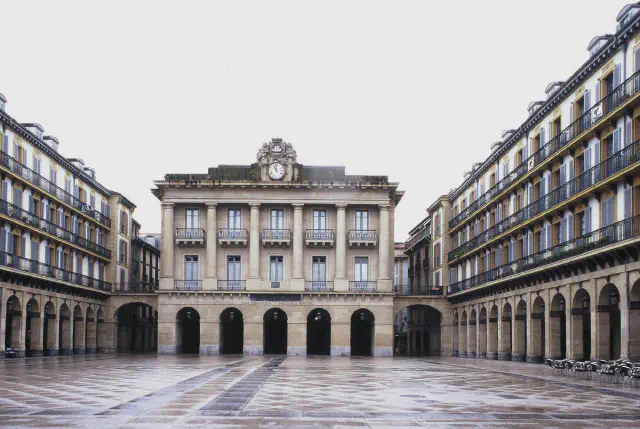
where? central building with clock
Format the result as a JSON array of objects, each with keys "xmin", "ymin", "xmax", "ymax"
[{"xmin": 152, "ymin": 138, "xmax": 403, "ymax": 356}]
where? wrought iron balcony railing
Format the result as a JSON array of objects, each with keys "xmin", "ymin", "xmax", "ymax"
[
  {"xmin": 0, "ymin": 250, "xmax": 111, "ymax": 291},
  {"xmin": 349, "ymin": 281, "xmax": 378, "ymax": 292},
  {"xmin": 218, "ymin": 228, "xmax": 248, "ymax": 240},
  {"xmin": 0, "ymin": 199, "xmax": 111, "ymax": 259},
  {"xmin": 448, "ymin": 214, "xmax": 640, "ymax": 295},
  {"xmin": 305, "ymin": 229, "xmax": 335, "ymax": 240},
  {"xmin": 304, "ymin": 281, "xmax": 334, "ymax": 291},
  {"xmin": 175, "ymin": 228, "xmax": 206, "ymax": 240},
  {"xmin": 174, "ymin": 280, "xmax": 201, "ymax": 290},
  {"xmin": 217, "ymin": 280, "xmax": 246, "ymax": 290},
  {"xmin": 0, "ymin": 151, "xmax": 112, "ymax": 228},
  {"xmin": 393, "ymin": 284, "xmax": 443, "ymax": 296},
  {"xmin": 348, "ymin": 230, "xmax": 377, "ymax": 241},
  {"xmin": 449, "ymin": 69, "xmax": 640, "ymax": 231},
  {"xmin": 261, "ymin": 229, "xmax": 291, "ymax": 240},
  {"xmin": 405, "ymin": 228, "xmax": 428, "ymax": 249},
  {"xmin": 112, "ymin": 281, "xmax": 158, "ymax": 293},
  {"xmin": 448, "ymin": 139, "xmax": 640, "ymax": 262}
]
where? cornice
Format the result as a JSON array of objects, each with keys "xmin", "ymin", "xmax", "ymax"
[{"xmin": 448, "ymin": 15, "xmax": 640, "ymax": 202}]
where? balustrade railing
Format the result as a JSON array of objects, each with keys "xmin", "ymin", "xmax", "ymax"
[
  {"xmin": 174, "ymin": 280, "xmax": 201, "ymax": 290},
  {"xmin": 0, "ymin": 199, "xmax": 111, "ymax": 258},
  {"xmin": 305, "ymin": 229, "xmax": 335, "ymax": 240},
  {"xmin": 0, "ymin": 151, "xmax": 111, "ymax": 228},
  {"xmin": 448, "ymin": 214, "xmax": 640, "ymax": 294},
  {"xmin": 175, "ymin": 228, "xmax": 205, "ymax": 240},
  {"xmin": 304, "ymin": 281, "xmax": 334, "ymax": 291},
  {"xmin": 348, "ymin": 230, "xmax": 377, "ymax": 241},
  {"xmin": 349, "ymin": 281, "xmax": 378, "ymax": 292},
  {"xmin": 261, "ymin": 229, "xmax": 291, "ymax": 240},
  {"xmin": 0, "ymin": 249, "xmax": 111, "ymax": 291},
  {"xmin": 217, "ymin": 280, "xmax": 246, "ymax": 290},
  {"xmin": 394, "ymin": 284, "xmax": 443, "ymax": 296},
  {"xmin": 218, "ymin": 228, "xmax": 248, "ymax": 240},
  {"xmin": 449, "ymin": 69, "xmax": 640, "ymax": 231},
  {"xmin": 448, "ymin": 139, "xmax": 640, "ymax": 261}
]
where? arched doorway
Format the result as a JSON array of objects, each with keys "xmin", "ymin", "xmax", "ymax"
[
  {"xmin": 572, "ymin": 288, "xmax": 591, "ymax": 361},
  {"xmin": 598, "ymin": 284, "xmax": 621, "ymax": 360},
  {"xmin": 487, "ymin": 305, "xmax": 498, "ymax": 359},
  {"xmin": 26, "ymin": 297, "xmax": 41, "ymax": 357},
  {"xmin": 73, "ymin": 305, "xmax": 84, "ymax": 354},
  {"xmin": 351, "ymin": 309, "xmax": 374, "ymax": 356},
  {"xmin": 117, "ymin": 303, "xmax": 157, "ymax": 353},
  {"xmin": 220, "ymin": 307, "xmax": 244, "ymax": 354},
  {"xmin": 468, "ymin": 309, "xmax": 477, "ymax": 358},
  {"xmin": 43, "ymin": 301, "xmax": 56, "ymax": 356},
  {"xmin": 177, "ymin": 307, "xmax": 200, "ymax": 354},
  {"xmin": 452, "ymin": 311, "xmax": 459, "ymax": 357},
  {"xmin": 530, "ymin": 296, "xmax": 545, "ymax": 363},
  {"xmin": 5, "ymin": 296, "xmax": 22, "ymax": 355},
  {"xmin": 630, "ymin": 280, "xmax": 640, "ymax": 360},
  {"xmin": 96, "ymin": 309, "xmax": 106, "ymax": 353},
  {"xmin": 307, "ymin": 308, "xmax": 331, "ymax": 355},
  {"xmin": 478, "ymin": 307, "xmax": 487, "ymax": 359},
  {"xmin": 550, "ymin": 293, "xmax": 566, "ymax": 359},
  {"xmin": 499, "ymin": 303, "xmax": 512, "ymax": 360},
  {"xmin": 459, "ymin": 310, "xmax": 468, "ymax": 357},
  {"xmin": 85, "ymin": 307, "xmax": 97, "ymax": 354},
  {"xmin": 264, "ymin": 308, "xmax": 287, "ymax": 355},
  {"xmin": 59, "ymin": 304, "xmax": 71, "ymax": 355},
  {"xmin": 513, "ymin": 300, "xmax": 526, "ymax": 361}
]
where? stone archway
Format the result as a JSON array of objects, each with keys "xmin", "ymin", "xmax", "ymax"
[
  {"xmin": 59, "ymin": 303, "xmax": 71, "ymax": 356},
  {"xmin": 598, "ymin": 283, "xmax": 621, "ymax": 360},
  {"xmin": 307, "ymin": 308, "xmax": 331, "ymax": 356},
  {"xmin": 351, "ymin": 309, "xmax": 374, "ymax": 356},
  {"xmin": 488, "ymin": 305, "xmax": 498, "ymax": 360},
  {"xmin": 529, "ymin": 296, "xmax": 545, "ymax": 363},
  {"xmin": 550, "ymin": 293, "xmax": 567, "ymax": 359},
  {"xmin": 395, "ymin": 305, "xmax": 442, "ymax": 357},
  {"xmin": 264, "ymin": 308, "xmax": 287, "ymax": 355},
  {"xmin": 468, "ymin": 309, "xmax": 477, "ymax": 358},
  {"xmin": 177, "ymin": 307, "xmax": 200, "ymax": 354},
  {"xmin": 43, "ymin": 301, "xmax": 56, "ymax": 356},
  {"xmin": 499, "ymin": 303, "xmax": 512, "ymax": 360},
  {"xmin": 25, "ymin": 297, "xmax": 41, "ymax": 357},
  {"xmin": 116, "ymin": 302, "xmax": 157, "ymax": 353},
  {"xmin": 73, "ymin": 305, "xmax": 84, "ymax": 354},
  {"xmin": 85, "ymin": 307, "xmax": 97, "ymax": 354},
  {"xmin": 572, "ymin": 288, "xmax": 591, "ymax": 361},
  {"xmin": 513, "ymin": 300, "xmax": 527, "ymax": 361},
  {"xmin": 5, "ymin": 295, "xmax": 22, "ymax": 356},
  {"xmin": 478, "ymin": 307, "xmax": 487, "ymax": 359},
  {"xmin": 96, "ymin": 308, "xmax": 106, "ymax": 353},
  {"xmin": 452, "ymin": 311, "xmax": 459, "ymax": 357},
  {"xmin": 459, "ymin": 310, "xmax": 468, "ymax": 357},
  {"xmin": 220, "ymin": 307, "xmax": 244, "ymax": 355}
]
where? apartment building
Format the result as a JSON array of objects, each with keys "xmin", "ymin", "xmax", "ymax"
[
  {"xmin": 153, "ymin": 138, "xmax": 402, "ymax": 356},
  {"xmin": 430, "ymin": 3, "xmax": 640, "ymax": 362},
  {"xmin": 0, "ymin": 93, "xmax": 156, "ymax": 357}
]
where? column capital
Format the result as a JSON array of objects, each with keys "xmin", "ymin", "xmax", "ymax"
[
  {"xmin": 161, "ymin": 202, "xmax": 174, "ymax": 208},
  {"xmin": 379, "ymin": 204, "xmax": 390, "ymax": 211},
  {"xmin": 249, "ymin": 202, "xmax": 261, "ymax": 208},
  {"xmin": 292, "ymin": 204, "xmax": 304, "ymax": 210},
  {"xmin": 206, "ymin": 202, "xmax": 218, "ymax": 208},
  {"xmin": 336, "ymin": 203, "xmax": 347, "ymax": 209}
]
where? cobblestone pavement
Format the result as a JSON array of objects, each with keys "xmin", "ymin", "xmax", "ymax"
[{"xmin": 0, "ymin": 355, "xmax": 638, "ymax": 428}]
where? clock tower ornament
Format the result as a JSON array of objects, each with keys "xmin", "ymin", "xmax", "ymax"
[{"xmin": 256, "ymin": 138, "xmax": 297, "ymax": 181}]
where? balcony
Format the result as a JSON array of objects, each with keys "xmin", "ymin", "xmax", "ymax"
[
  {"xmin": 0, "ymin": 250, "xmax": 111, "ymax": 292},
  {"xmin": 112, "ymin": 281, "xmax": 158, "ymax": 293},
  {"xmin": 304, "ymin": 281, "xmax": 334, "ymax": 291},
  {"xmin": 349, "ymin": 281, "xmax": 378, "ymax": 292},
  {"xmin": 449, "ymin": 69, "xmax": 640, "ymax": 233},
  {"xmin": 0, "ymin": 152, "xmax": 111, "ymax": 228},
  {"xmin": 217, "ymin": 280, "xmax": 246, "ymax": 291},
  {"xmin": 448, "ymin": 139, "xmax": 640, "ymax": 262},
  {"xmin": 174, "ymin": 280, "xmax": 201, "ymax": 291},
  {"xmin": 305, "ymin": 229, "xmax": 334, "ymax": 247},
  {"xmin": 218, "ymin": 228, "xmax": 248, "ymax": 246},
  {"xmin": 393, "ymin": 284, "xmax": 443, "ymax": 296},
  {"xmin": 406, "ymin": 229, "xmax": 428, "ymax": 250},
  {"xmin": 261, "ymin": 229, "xmax": 291, "ymax": 246},
  {"xmin": 175, "ymin": 228, "xmax": 205, "ymax": 245},
  {"xmin": 448, "ymin": 214, "xmax": 640, "ymax": 295},
  {"xmin": 0, "ymin": 199, "xmax": 111, "ymax": 259},
  {"xmin": 348, "ymin": 230, "xmax": 377, "ymax": 247}
]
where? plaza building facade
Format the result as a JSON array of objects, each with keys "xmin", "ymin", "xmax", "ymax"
[
  {"xmin": 0, "ymin": 93, "xmax": 158, "ymax": 357},
  {"xmin": 153, "ymin": 138, "xmax": 402, "ymax": 356},
  {"xmin": 414, "ymin": 3, "xmax": 640, "ymax": 363}
]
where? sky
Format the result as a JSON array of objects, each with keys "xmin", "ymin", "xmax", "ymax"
[{"xmin": 0, "ymin": 0, "xmax": 631, "ymax": 240}]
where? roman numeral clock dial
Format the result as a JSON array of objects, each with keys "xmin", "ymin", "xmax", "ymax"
[{"xmin": 268, "ymin": 162, "xmax": 285, "ymax": 180}]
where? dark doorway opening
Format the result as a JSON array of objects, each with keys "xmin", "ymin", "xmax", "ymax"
[
  {"xmin": 177, "ymin": 307, "xmax": 200, "ymax": 354},
  {"xmin": 351, "ymin": 309, "xmax": 374, "ymax": 356},
  {"xmin": 264, "ymin": 308, "xmax": 287, "ymax": 355},
  {"xmin": 307, "ymin": 308, "xmax": 331, "ymax": 355},
  {"xmin": 221, "ymin": 307, "xmax": 244, "ymax": 354}
]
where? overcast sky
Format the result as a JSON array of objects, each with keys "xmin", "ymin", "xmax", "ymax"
[{"xmin": 0, "ymin": 0, "xmax": 630, "ymax": 240}]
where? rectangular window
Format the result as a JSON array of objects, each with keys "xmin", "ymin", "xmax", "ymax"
[
  {"xmin": 312, "ymin": 209, "xmax": 326, "ymax": 230},
  {"xmin": 354, "ymin": 257, "xmax": 369, "ymax": 283},
  {"xmin": 355, "ymin": 210, "xmax": 369, "ymax": 230},
  {"xmin": 13, "ymin": 187, "xmax": 22, "ymax": 209},
  {"xmin": 269, "ymin": 255, "xmax": 284, "ymax": 282},
  {"xmin": 32, "ymin": 157, "xmax": 40, "ymax": 174},
  {"xmin": 228, "ymin": 208, "xmax": 241, "ymax": 229},
  {"xmin": 270, "ymin": 209, "xmax": 284, "ymax": 229},
  {"xmin": 186, "ymin": 208, "xmax": 199, "ymax": 229},
  {"xmin": 602, "ymin": 196, "xmax": 615, "ymax": 227}
]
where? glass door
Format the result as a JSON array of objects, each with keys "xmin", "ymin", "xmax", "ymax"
[
  {"xmin": 227, "ymin": 256, "xmax": 241, "ymax": 289},
  {"xmin": 312, "ymin": 256, "xmax": 326, "ymax": 290},
  {"xmin": 354, "ymin": 257, "xmax": 368, "ymax": 290},
  {"xmin": 184, "ymin": 256, "xmax": 199, "ymax": 290},
  {"xmin": 228, "ymin": 209, "xmax": 241, "ymax": 238}
]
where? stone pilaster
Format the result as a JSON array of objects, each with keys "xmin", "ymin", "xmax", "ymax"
[
  {"xmin": 204, "ymin": 203, "xmax": 217, "ymax": 290},
  {"xmin": 335, "ymin": 204, "xmax": 347, "ymax": 291},
  {"xmin": 378, "ymin": 205, "xmax": 391, "ymax": 292},
  {"xmin": 291, "ymin": 204, "xmax": 304, "ymax": 290},
  {"xmin": 248, "ymin": 203, "xmax": 261, "ymax": 290},
  {"xmin": 160, "ymin": 203, "xmax": 174, "ymax": 290}
]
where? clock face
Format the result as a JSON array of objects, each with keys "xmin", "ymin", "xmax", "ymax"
[{"xmin": 268, "ymin": 162, "xmax": 286, "ymax": 180}]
